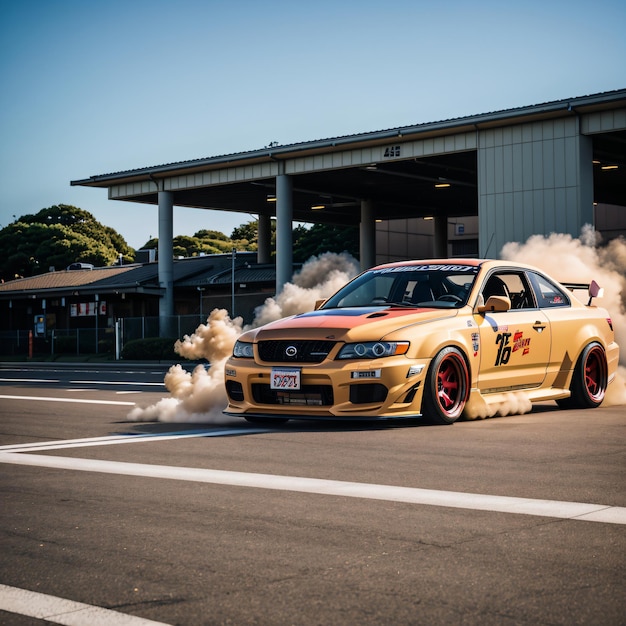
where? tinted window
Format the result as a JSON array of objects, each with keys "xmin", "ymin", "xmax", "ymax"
[
  {"xmin": 481, "ymin": 271, "xmax": 535, "ymax": 309},
  {"xmin": 528, "ymin": 272, "xmax": 570, "ymax": 308},
  {"xmin": 322, "ymin": 264, "xmax": 479, "ymax": 309}
]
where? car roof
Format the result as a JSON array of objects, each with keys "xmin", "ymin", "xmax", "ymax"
[
  {"xmin": 370, "ymin": 259, "xmax": 544, "ymax": 273},
  {"xmin": 371, "ymin": 258, "xmax": 485, "ymax": 271}
]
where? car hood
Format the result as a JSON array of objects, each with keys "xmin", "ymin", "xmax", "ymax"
[{"xmin": 249, "ymin": 306, "xmax": 458, "ymax": 342}]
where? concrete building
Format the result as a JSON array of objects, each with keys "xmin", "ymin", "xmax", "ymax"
[{"xmin": 72, "ymin": 90, "xmax": 626, "ymax": 328}]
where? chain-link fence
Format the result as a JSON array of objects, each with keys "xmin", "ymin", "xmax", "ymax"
[{"xmin": 0, "ymin": 315, "xmax": 206, "ymax": 359}]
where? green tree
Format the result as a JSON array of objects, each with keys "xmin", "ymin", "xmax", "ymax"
[
  {"xmin": 0, "ymin": 205, "xmax": 134, "ymax": 281},
  {"xmin": 137, "ymin": 220, "xmax": 359, "ymax": 264},
  {"xmin": 292, "ymin": 223, "xmax": 359, "ymax": 262},
  {"xmin": 140, "ymin": 226, "xmax": 260, "ymax": 258}
]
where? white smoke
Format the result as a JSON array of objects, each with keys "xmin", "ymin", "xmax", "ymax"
[
  {"xmin": 251, "ymin": 252, "xmax": 359, "ymax": 327},
  {"xmin": 464, "ymin": 391, "xmax": 533, "ymax": 420},
  {"xmin": 128, "ymin": 252, "xmax": 360, "ymax": 422},
  {"xmin": 502, "ymin": 225, "xmax": 626, "ymax": 407}
]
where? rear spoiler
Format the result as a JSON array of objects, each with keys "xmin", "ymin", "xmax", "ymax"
[{"xmin": 562, "ymin": 280, "xmax": 604, "ymax": 305}]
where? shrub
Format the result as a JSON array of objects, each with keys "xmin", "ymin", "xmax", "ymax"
[
  {"xmin": 54, "ymin": 335, "xmax": 78, "ymax": 354},
  {"xmin": 121, "ymin": 337, "xmax": 179, "ymax": 361}
]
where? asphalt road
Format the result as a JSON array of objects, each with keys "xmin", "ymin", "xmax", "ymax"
[{"xmin": 0, "ymin": 363, "xmax": 624, "ymax": 625}]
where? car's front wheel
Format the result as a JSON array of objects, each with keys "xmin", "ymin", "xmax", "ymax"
[
  {"xmin": 422, "ymin": 347, "xmax": 469, "ymax": 425},
  {"xmin": 557, "ymin": 342, "xmax": 608, "ymax": 409}
]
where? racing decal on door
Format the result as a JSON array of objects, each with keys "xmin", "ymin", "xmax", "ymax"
[
  {"xmin": 472, "ymin": 332, "xmax": 480, "ymax": 357},
  {"xmin": 512, "ymin": 331, "xmax": 531, "ymax": 356},
  {"xmin": 495, "ymin": 330, "xmax": 531, "ymax": 365},
  {"xmin": 494, "ymin": 332, "xmax": 512, "ymax": 366}
]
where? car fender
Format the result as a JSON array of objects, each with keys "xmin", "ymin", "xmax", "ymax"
[
  {"xmin": 388, "ymin": 319, "xmax": 476, "ymax": 383},
  {"xmin": 547, "ymin": 318, "xmax": 615, "ymax": 389}
]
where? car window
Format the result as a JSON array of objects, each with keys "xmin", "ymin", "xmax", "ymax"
[
  {"xmin": 480, "ymin": 272, "xmax": 535, "ymax": 309},
  {"xmin": 323, "ymin": 264, "xmax": 479, "ymax": 309},
  {"xmin": 332, "ymin": 274, "xmax": 397, "ymax": 307},
  {"xmin": 528, "ymin": 272, "xmax": 570, "ymax": 308}
]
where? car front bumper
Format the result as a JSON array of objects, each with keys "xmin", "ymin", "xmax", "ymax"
[{"xmin": 223, "ymin": 356, "xmax": 431, "ymax": 419}]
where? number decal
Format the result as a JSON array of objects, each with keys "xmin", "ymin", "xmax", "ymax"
[
  {"xmin": 383, "ymin": 145, "xmax": 401, "ymax": 158},
  {"xmin": 495, "ymin": 332, "xmax": 512, "ymax": 366}
]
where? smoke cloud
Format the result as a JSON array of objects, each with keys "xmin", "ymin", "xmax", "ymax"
[
  {"xmin": 502, "ymin": 225, "xmax": 626, "ymax": 407},
  {"xmin": 464, "ymin": 391, "xmax": 533, "ymax": 420},
  {"xmin": 128, "ymin": 252, "xmax": 360, "ymax": 422},
  {"xmin": 129, "ymin": 229, "xmax": 625, "ymax": 424}
]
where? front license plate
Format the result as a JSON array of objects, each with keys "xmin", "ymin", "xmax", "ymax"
[{"xmin": 270, "ymin": 368, "xmax": 301, "ymax": 390}]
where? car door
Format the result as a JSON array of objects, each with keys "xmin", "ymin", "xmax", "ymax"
[{"xmin": 474, "ymin": 271, "xmax": 551, "ymax": 393}]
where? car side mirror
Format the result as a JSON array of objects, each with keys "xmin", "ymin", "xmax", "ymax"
[
  {"xmin": 314, "ymin": 299, "xmax": 326, "ymax": 310},
  {"xmin": 477, "ymin": 295, "xmax": 511, "ymax": 314}
]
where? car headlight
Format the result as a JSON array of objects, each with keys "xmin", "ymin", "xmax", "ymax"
[
  {"xmin": 233, "ymin": 340, "xmax": 254, "ymax": 358},
  {"xmin": 337, "ymin": 341, "xmax": 409, "ymax": 360}
]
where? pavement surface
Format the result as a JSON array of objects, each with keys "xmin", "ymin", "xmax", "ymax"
[{"xmin": 0, "ymin": 363, "xmax": 624, "ymax": 625}]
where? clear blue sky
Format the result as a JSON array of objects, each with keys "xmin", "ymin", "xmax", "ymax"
[{"xmin": 1, "ymin": 0, "xmax": 625, "ymax": 250}]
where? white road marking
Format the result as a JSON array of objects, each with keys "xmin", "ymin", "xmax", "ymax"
[
  {"xmin": 0, "ymin": 583, "xmax": 171, "ymax": 626},
  {"xmin": 69, "ymin": 380, "xmax": 165, "ymax": 386},
  {"xmin": 0, "ymin": 378, "xmax": 162, "ymax": 387},
  {"xmin": 1, "ymin": 449, "xmax": 624, "ymax": 524},
  {"xmin": 0, "ymin": 429, "xmax": 268, "ymax": 452},
  {"xmin": 0, "ymin": 378, "xmax": 59, "ymax": 383},
  {"xmin": 0, "ymin": 394, "xmax": 135, "ymax": 406}
]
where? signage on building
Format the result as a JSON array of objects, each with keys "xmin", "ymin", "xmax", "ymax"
[{"xmin": 70, "ymin": 301, "xmax": 107, "ymax": 317}]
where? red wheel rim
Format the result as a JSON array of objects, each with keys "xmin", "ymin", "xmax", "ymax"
[
  {"xmin": 584, "ymin": 346, "xmax": 606, "ymax": 402},
  {"xmin": 437, "ymin": 355, "xmax": 466, "ymax": 416}
]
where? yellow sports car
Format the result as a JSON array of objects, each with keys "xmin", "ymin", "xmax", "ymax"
[{"xmin": 224, "ymin": 259, "xmax": 619, "ymax": 425}]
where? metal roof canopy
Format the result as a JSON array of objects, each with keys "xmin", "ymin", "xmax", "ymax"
[{"xmin": 71, "ymin": 90, "xmax": 626, "ymax": 227}]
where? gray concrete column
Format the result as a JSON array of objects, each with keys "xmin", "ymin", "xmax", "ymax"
[
  {"xmin": 257, "ymin": 213, "xmax": 272, "ymax": 264},
  {"xmin": 433, "ymin": 216, "xmax": 448, "ymax": 258},
  {"xmin": 360, "ymin": 199, "xmax": 376, "ymax": 270},
  {"xmin": 275, "ymin": 174, "xmax": 293, "ymax": 293},
  {"xmin": 158, "ymin": 190, "xmax": 174, "ymax": 335}
]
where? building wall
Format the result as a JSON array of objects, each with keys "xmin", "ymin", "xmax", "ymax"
[
  {"xmin": 375, "ymin": 218, "xmax": 434, "ymax": 263},
  {"xmin": 375, "ymin": 216, "xmax": 479, "ymax": 263},
  {"xmin": 595, "ymin": 203, "xmax": 626, "ymax": 241},
  {"xmin": 477, "ymin": 118, "xmax": 594, "ymax": 258}
]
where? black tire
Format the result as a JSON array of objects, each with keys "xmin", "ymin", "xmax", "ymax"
[
  {"xmin": 557, "ymin": 342, "xmax": 608, "ymax": 409},
  {"xmin": 244, "ymin": 416, "xmax": 290, "ymax": 425},
  {"xmin": 422, "ymin": 347, "xmax": 469, "ymax": 425}
]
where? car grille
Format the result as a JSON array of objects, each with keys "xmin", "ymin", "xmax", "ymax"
[
  {"xmin": 257, "ymin": 340, "xmax": 336, "ymax": 363},
  {"xmin": 225, "ymin": 380, "xmax": 244, "ymax": 402},
  {"xmin": 349, "ymin": 383, "xmax": 388, "ymax": 404},
  {"xmin": 252, "ymin": 384, "xmax": 334, "ymax": 406}
]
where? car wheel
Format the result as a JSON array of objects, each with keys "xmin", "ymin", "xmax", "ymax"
[
  {"xmin": 557, "ymin": 342, "xmax": 608, "ymax": 409},
  {"xmin": 244, "ymin": 416, "xmax": 290, "ymax": 425},
  {"xmin": 422, "ymin": 347, "xmax": 469, "ymax": 425}
]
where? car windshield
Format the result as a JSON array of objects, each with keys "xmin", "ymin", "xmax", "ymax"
[{"xmin": 321, "ymin": 263, "xmax": 480, "ymax": 310}]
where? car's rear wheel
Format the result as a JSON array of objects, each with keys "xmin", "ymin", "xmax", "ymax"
[
  {"xmin": 557, "ymin": 342, "xmax": 608, "ymax": 409},
  {"xmin": 422, "ymin": 347, "xmax": 469, "ymax": 425}
]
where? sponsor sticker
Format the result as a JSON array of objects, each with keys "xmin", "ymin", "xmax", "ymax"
[
  {"xmin": 351, "ymin": 370, "xmax": 382, "ymax": 379},
  {"xmin": 472, "ymin": 332, "xmax": 480, "ymax": 357}
]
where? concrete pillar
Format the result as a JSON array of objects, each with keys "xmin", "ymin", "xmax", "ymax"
[
  {"xmin": 275, "ymin": 173, "xmax": 293, "ymax": 293},
  {"xmin": 360, "ymin": 199, "xmax": 376, "ymax": 270},
  {"xmin": 158, "ymin": 190, "xmax": 175, "ymax": 335},
  {"xmin": 433, "ymin": 216, "xmax": 448, "ymax": 258},
  {"xmin": 257, "ymin": 213, "xmax": 272, "ymax": 264}
]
